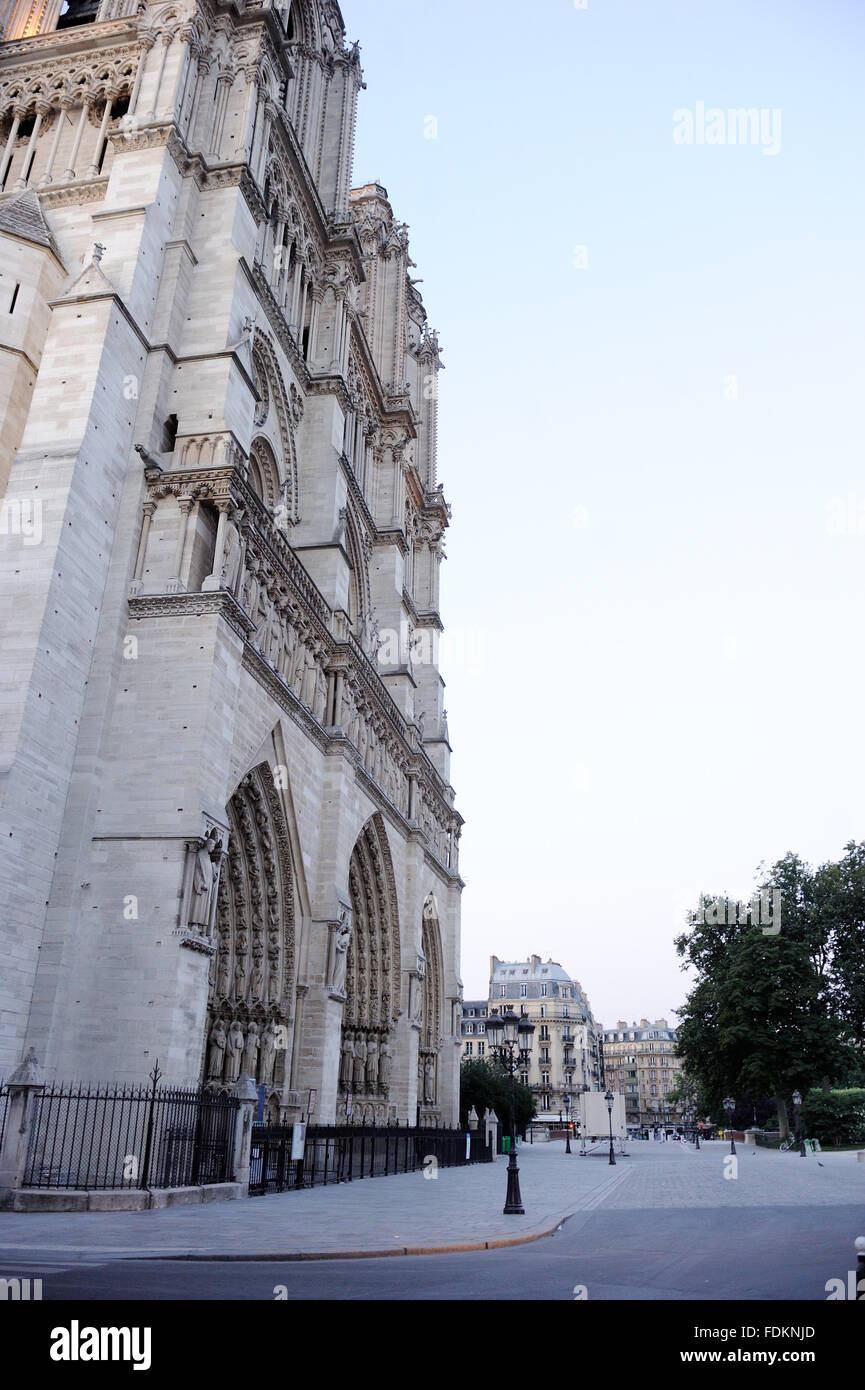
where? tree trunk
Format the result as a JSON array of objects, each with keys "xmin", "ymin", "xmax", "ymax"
[
  {"xmin": 821, "ymin": 1075, "xmax": 831, "ymax": 1095},
  {"xmin": 775, "ymin": 1095, "xmax": 789, "ymax": 1139}
]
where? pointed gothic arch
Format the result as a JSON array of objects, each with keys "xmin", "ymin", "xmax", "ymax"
[
  {"xmin": 337, "ymin": 813, "xmax": 400, "ymax": 1119},
  {"xmin": 204, "ymin": 764, "xmax": 296, "ymax": 1110}
]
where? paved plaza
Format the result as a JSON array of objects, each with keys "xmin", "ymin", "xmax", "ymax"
[{"xmin": 0, "ymin": 1137, "xmax": 862, "ymax": 1267}]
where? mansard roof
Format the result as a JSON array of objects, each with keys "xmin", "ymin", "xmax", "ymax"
[{"xmin": 0, "ymin": 190, "xmax": 60, "ymax": 259}]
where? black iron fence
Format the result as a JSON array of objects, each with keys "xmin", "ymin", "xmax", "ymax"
[
  {"xmin": 0, "ymin": 1082, "xmax": 8, "ymax": 1155},
  {"xmin": 250, "ymin": 1122, "xmax": 492, "ymax": 1195},
  {"xmin": 19, "ymin": 1077, "xmax": 238, "ymax": 1191}
]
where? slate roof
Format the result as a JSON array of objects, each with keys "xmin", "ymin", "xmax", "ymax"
[{"xmin": 0, "ymin": 190, "xmax": 59, "ymax": 255}]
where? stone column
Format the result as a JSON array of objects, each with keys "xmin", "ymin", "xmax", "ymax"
[
  {"xmin": 230, "ymin": 1075, "xmax": 258, "ymax": 1196},
  {"xmin": 149, "ymin": 33, "xmax": 173, "ymax": 120},
  {"xmin": 202, "ymin": 499, "xmax": 229, "ymax": 591},
  {"xmin": 13, "ymin": 105, "xmax": 43, "ymax": 190},
  {"xmin": 40, "ymin": 99, "xmax": 69, "ymax": 187},
  {"xmin": 87, "ymin": 90, "xmax": 115, "ymax": 178},
  {"xmin": 64, "ymin": 99, "xmax": 91, "ymax": 182},
  {"xmin": 0, "ymin": 109, "xmax": 22, "ymax": 189},
  {"xmin": 0, "ymin": 1049, "xmax": 45, "ymax": 1209}
]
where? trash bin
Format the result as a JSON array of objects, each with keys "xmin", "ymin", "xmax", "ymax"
[{"xmin": 502, "ymin": 1136, "xmax": 511, "ymax": 1155}]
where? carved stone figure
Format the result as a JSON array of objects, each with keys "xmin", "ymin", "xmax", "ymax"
[
  {"xmin": 341, "ymin": 1029, "xmax": 355, "ymax": 1088},
  {"xmin": 234, "ymin": 956, "xmax": 248, "ymax": 999},
  {"xmin": 250, "ymin": 947, "xmax": 264, "ymax": 1000},
  {"xmin": 225, "ymin": 1021, "xmax": 244, "ymax": 1084},
  {"xmin": 242, "ymin": 1021, "xmax": 260, "ymax": 1077},
  {"xmin": 222, "ymin": 515, "xmax": 242, "ymax": 593},
  {"xmin": 331, "ymin": 909, "xmax": 351, "ymax": 993},
  {"xmin": 353, "ymin": 1033, "xmax": 367, "ymax": 1091},
  {"xmin": 424, "ymin": 1054, "xmax": 436, "ymax": 1104},
  {"xmin": 365, "ymin": 1034, "xmax": 379, "ymax": 1090},
  {"xmin": 378, "ymin": 1039, "xmax": 391, "ymax": 1091},
  {"xmin": 189, "ymin": 828, "xmax": 222, "ymax": 933},
  {"xmin": 260, "ymin": 1021, "xmax": 280, "ymax": 1085},
  {"xmin": 207, "ymin": 1020, "xmax": 227, "ymax": 1079}
]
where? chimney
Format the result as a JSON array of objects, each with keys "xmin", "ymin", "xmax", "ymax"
[{"xmin": 531, "ymin": 954, "xmax": 541, "ymax": 971}]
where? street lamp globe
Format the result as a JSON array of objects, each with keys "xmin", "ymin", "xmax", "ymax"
[
  {"xmin": 517, "ymin": 1015, "xmax": 535, "ymax": 1051},
  {"xmin": 502, "ymin": 1009, "xmax": 520, "ymax": 1046}
]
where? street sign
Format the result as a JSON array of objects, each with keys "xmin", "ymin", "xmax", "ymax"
[
  {"xmin": 256, "ymin": 1083, "xmax": 266, "ymax": 1123},
  {"xmin": 290, "ymin": 1122, "xmax": 307, "ymax": 1161},
  {"xmin": 307, "ymin": 1088, "xmax": 317, "ymax": 1117}
]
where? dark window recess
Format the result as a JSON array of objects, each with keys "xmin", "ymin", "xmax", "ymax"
[
  {"xmin": 16, "ymin": 116, "xmax": 36, "ymax": 141},
  {"xmin": 56, "ymin": 0, "xmax": 100, "ymax": 29},
  {"xmin": 160, "ymin": 414, "xmax": 178, "ymax": 453},
  {"xmin": 301, "ymin": 326, "xmax": 310, "ymax": 357},
  {"xmin": 286, "ymin": 6, "xmax": 296, "ymax": 40},
  {"xmin": 112, "ymin": 94, "xmax": 130, "ymax": 123},
  {"xmin": 9, "ymin": 283, "xmax": 20, "ymax": 313}
]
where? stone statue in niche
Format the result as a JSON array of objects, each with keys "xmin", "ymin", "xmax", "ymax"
[
  {"xmin": 225, "ymin": 1021, "xmax": 244, "ymax": 1084},
  {"xmin": 331, "ymin": 909, "xmax": 351, "ymax": 994},
  {"xmin": 222, "ymin": 514, "xmax": 243, "ymax": 594},
  {"xmin": 365, "ymin": 1034, "xmax": 379, "ymax": 1090},
  {"xmin": 378, "ymin": 1039, "xmax": 391, "ymax": 1092},
  {"xmin": 207, "ymin": 1020, "xmax": 227, "ymax": 1079},
  {"xmin": 424, "ymin": 1053, "xmax": 436, "ymax": 1104},
  {"xmin": 242, "ymin": 1021, "xmax": 260, "ymax": 1078},
  {"xmin": 260, "ymin": 1021, "xmax": 280, "ymax": 1085},
  {"xmin": 189, "ymin": 828, "xmax": 223, "ymax": 934},
  {"xmin": 341, "ymin": 1029, "xmax": 355, "ymax": 1088},
  {"xmin": 353, "ymin": 1033, "xmax": 367, "ymax": 1091}
]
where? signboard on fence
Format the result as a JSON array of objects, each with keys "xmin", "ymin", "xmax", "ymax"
[
  {"xmin": 291, "ymin": 1123, "xmax": 307, "ymax": 1161},
  {"xmin": 307, "ymin": 1089, "xmax": 317, "ymax": 1117}
]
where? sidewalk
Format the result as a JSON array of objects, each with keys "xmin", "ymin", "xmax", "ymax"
[
  {"xmin": 0, "ymin": 1140, "xmax": 860, "ymax": 1264},
  {"xmin": 0, "ymin": 1142, "xmax": 634, "ymax": 1262}
]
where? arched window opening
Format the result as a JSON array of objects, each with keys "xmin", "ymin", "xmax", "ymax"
[{"xmin": 56, "ymin": 0, "xmax": 99, "ymax": 28}]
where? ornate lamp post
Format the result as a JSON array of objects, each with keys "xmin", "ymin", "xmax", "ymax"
[
  {"xmin": 486, "ymin": 1009, "xmax": 535, "ymax": 1215},
  {"xmin": 723, "ymin": 1096, "xmax": 736, "ymax": 1154},
  {"xmin": 604, "ymin": 1089, "xmax": 617, "ymax": 1166},
  {"xmin": 563, "ymin": 1092, "xmax": 572, "ymax": 1154},
  {"xmin": 792, "ymin": 1089, "xmax": 807, "ymax": 1158}
]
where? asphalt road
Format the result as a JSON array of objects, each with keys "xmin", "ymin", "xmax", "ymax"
[{"xmin": 5, "ymin": 1199, "xmax": 861, "ymax": 1301}]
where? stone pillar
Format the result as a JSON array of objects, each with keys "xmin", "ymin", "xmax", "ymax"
[
  {"xmin": 0, "ymin": 1049, "xmax": 45, "ymax": 1209},
  {"xmin": 0, "ymin": 109, "xmax": 22, "ymax": 189},
  {"xmin": 13, "ymin": 105, "xmax": 42, "ymax": 190},
  {"xmin": 230, "ymin": 1075, "xmax": 258, "ymax": 1195},
  {"xmin": 64, "ymin": 100, "xmax": 91, "ymax": 182},
  {"xmin": 40, "ymin": 99, "xmax": 69, "ymax": 187}
]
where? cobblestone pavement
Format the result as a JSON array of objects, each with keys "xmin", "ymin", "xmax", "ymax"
[{"xmin": 0, "ymin": 1138, "xmax": 861, "ymax": 1263}]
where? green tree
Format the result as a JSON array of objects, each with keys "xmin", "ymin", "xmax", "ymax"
[
  {"xmin": 459, "ymin": 1057, "xmax": 536, "ymax": 1133},
  {"xmin": 675, "ymin": 855, "xmax": 843, "ymax": 1138}
]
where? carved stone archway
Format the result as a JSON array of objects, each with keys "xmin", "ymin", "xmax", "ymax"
[
  {"xmin": 418, "ymin": 893, "xmax": 444, "ymax": 1123},
  {"xmin": 203, "ymin": 764, "xmax": 296, "ymax": 1111},
  {"xmin": 337, "ymin": 814, "xmax": 400, "ymax": 1120}
]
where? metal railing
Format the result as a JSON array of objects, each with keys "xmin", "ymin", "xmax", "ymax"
[
  {"xmin": 20, "ymin": 1075, "xmax": 238, "ymax": 1191},
  {"xmin": 249, "ymin": 1122, "xmax": 492, "ymax": 1195}
]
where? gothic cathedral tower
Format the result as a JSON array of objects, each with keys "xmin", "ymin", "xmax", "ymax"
[{"xmin": 0, "ymin": 0, "xmax": 463, "ymax": 1126}]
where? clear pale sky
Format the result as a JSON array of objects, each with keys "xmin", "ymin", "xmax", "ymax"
[{"xmin": 346, "ymin": 0, "xmax": 865, "ymax": 1024}]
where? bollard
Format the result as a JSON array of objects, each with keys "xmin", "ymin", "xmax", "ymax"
[{"xmin": 856, "ymin": 1237, "xmax": 865, "ymax": 1301}]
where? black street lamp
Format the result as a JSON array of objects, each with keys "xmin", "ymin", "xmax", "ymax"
[
  {"xmin": 723, "ymin": 1096, "xmax": 736, "ymax": 1155},
  {"xmin": 792, "ymin": 1089, "xmax": 807, "ymax": 1158},
  {"xmin": 564, "ymin": 1093, "xmax": 572, "ymax": 1154},
  {"xmin": 486, "ymin": 1009, "xmax": 535, "ymax": 1214},
  {"xmin": 604, "ymin": 1089, "xmax": 616, "ymax": 1166}
]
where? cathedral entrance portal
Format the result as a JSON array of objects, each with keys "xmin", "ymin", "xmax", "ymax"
[{"xmin": 203, "ymin": 764, "xmax": 295, "ymax": 1115}]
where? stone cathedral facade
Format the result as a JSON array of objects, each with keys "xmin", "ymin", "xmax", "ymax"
[{"xmin": 0, "ymin": 0, "xmax": 463, "ymax": 1127}]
